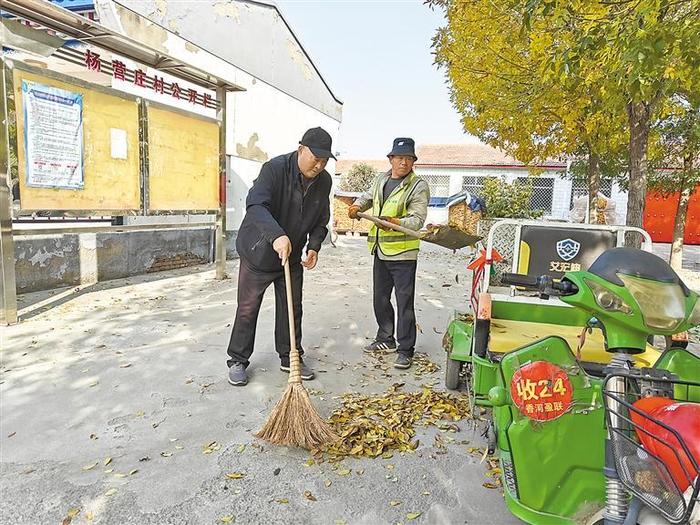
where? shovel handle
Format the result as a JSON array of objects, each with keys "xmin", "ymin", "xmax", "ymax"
[
  {"xmin": 283, "ymin": 261, "xmax": 302, "ymax": 384},
  {"xmin": 356, "ymin": 212, "xmax": 423, "ymax": 239}
]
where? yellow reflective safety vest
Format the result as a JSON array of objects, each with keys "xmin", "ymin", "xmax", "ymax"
[{"xmin": 368, "ymin": 171, "xmax": 422, "ymax": 256}]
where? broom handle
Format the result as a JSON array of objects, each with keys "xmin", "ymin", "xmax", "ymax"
[{"xmin": 283, "ymin": 260, "xmax": 302, "ymax": 384}]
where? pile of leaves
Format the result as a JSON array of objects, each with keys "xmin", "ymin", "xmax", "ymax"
[{"xmin": 318, "ymin": 384, "xmax": 471, "ymax": 459}]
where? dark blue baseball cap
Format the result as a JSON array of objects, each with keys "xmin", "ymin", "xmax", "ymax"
[{"xmin": 300, "ymin": 127, "xmax": 336, "ymax": 160}]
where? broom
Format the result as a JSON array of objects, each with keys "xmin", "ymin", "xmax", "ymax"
[{"xmin": 255, "ymin": 260, "xmax": 339, "ymax": 449}]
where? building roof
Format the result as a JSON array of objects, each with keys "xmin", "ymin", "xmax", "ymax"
[
  {"xmin": 335, "ymin": 143, "xmax": 567, "ymax": 174},
  {"xmin": 415, "ymin": 143, "xmax": 566, "ymax": 168},
  {"xmin": 107, "ymin": 0, "xmax": 343, "ymax": 120}
]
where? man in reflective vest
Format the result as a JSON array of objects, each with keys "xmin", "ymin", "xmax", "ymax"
[{"xmin": 348, "ymin": 138, "xmax": 430, "ymax": 369}]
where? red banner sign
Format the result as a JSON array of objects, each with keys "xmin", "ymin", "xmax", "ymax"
[
  {"xmin": 510, "ymin": 361, "xmax": 573, "ymax": 421},
  {"xmin": 84, "ymin": 50, "xmax": 216, "ymax": 109}
]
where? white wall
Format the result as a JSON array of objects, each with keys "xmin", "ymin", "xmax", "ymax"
[{"xmin": 226, "ymin": 79, "xmax": 340, "ymax": 229}]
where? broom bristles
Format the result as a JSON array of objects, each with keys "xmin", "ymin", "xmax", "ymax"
[{"xmin": 255, "ymin": 383, "xmax": 338, "ymax": 449}]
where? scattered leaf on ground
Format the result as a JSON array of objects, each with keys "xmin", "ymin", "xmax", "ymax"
[
  {"xmin": 407, "ymin": 512, "xmax": 422, "ymax": 520},
  {"xmin": 338, "ymin": 469, "xmax": 352, "ymax": 476},
  {"xmin": 225, "ymin": 472, "xmax": 245, "ymax": 479},
  {"xmin": 356, "ymin": 469, "xmax": 365, "ymax": 475},
  {"xmin": 390, "ymin": 500, "xmax": 402, "ymax": 507},
  {"xmin": 105, "ymin": 489, "xmax": 117, "ymax": 497},
  {"xmin": 202, "ymin": 441, "xmax": 221, "ymax": 454},
  {"xmin": 104, "ymin": 469, "xmax": 114, "ymax": 474},
  {"xmin": 160, "ymin": 451, "xmax": 173, "ymax": 457},
  {"xmin": 219, "ymin": 515, "xmax": 235, "ymax": 524},
  {"xmin": 276, "ymin": 498, "xmax": 289, "ymax": 504},
  {"xmin": 82, "ymin": 462, "xmax": 98, "ymax": 471},
  {"xmin": 85, "ymin": 511, "xmax": 94, "ymax": 521},
  {"xmin": 61, "ymin": 507, "xmax": 81, "ymax": 525},
  {"xmin": 129, "ymin": 469, "xmax": 138, "ymax": 476},
  {"xmin": 114, "ymin": 473, "xmax": 127, "ymax": 478},
  {"xmin": 483, "ymin": 481, "xmax": 501, "ymax": 489},
  {"xmin": 7, "ymin": 432, "xmax": 16, "ymax": 438},
  {"xmin": 304, "ymin": 458, "xmax": 315, "ymax": 467},
  {"xmin": 103, "ymin": 457, "xmax": 112, "ymax": 466},
  {"xmin": 324, "ymin": 480, "xmax": 332, "ymax": 488},
  {"xmin": 119, "ymin": 363, "xmax": 132, "ymax": 368},
  {"xmin": 237, "ymin": 444, "xmax": 246, "ymax": 453},
  {"xmin": 304, "ymin": 490, "xmax": 317, "ymax": 501},
  {"xmin": 421, "ymin": 491, "xmax": 431, "ymax": 496}
]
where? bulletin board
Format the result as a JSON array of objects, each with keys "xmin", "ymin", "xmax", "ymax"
[
  {"xmin": 146, "ymin": 104, "xmax": 219, "ymax": 211},
  {"xmin": 13, "ymin": 67, "xmax": 141, "ymax": 212}
]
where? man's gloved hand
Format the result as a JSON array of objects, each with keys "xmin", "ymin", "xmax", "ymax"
[
  {"xmin": 378, "ymin": 216, "xmax": 401, "ymax": 231},
  {"xmin": 348, "ymin": 205, "xmax": 360, "ymax": 220}
]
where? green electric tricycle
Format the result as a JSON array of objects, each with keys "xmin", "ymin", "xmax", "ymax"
[{"xmin": 443, "ymin": 220, "xmax": 700, "ymax": 524}]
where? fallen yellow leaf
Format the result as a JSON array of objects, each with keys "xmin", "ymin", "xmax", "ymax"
[
  {"xmin": 304, "ymin": 490, "xmax": 317, "ymax": 501},
  {"xmin": 276, "ymin": 498, "xmax": 289, "ymax": 504},
  {"xmin": 129, "ymin": 469, "xmax": 138, "ymax": 476},
  {"xmin": 390, "ymin": 500, "xmax": 402, "ymax": 507},
  {"xmin": 105, "ymin": 489, "xmax": 117, "ymax": 497},
  {"xmin": 219, "ymin": 515, "xmax": 234, "ymax": 524},
  {"xmin": 225, "ymin": 472, "xmax": 245, "ymax": 479},
  {"xmin": 407, "ymin": 512, "xmax": 422, "ymax": 520},
  {"xmin": 85, "ymin": 511, "xmax": 94, "ymax": 521},
  {"xmin": 338, "ymin": 469, "xmax": 352, "ymax": 476},
  {"xmin": 324, "ymin": 480, "xmax": 332, "ymax": 488},
  {"xmin": 82, "ymin": 462, "xmax": 98, "ymax": 471},
  {"xmin": 103, "ymin": 457, "xmax": 112, "ymax": 466}
]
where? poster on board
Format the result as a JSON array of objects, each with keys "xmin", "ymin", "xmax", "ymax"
[{"xmin": 22, "ymin": 80, "xmax": 84, "ymax": 189}]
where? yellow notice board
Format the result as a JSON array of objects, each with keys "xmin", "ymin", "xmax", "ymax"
[
  {"xmin": 14, "ymin": 69, "xmax": 141, "ymax": 211},
  {"xmin": 147, "ymin": 105, "xmax": 219, "ymax": 211}
]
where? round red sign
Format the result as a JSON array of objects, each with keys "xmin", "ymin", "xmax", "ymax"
[{"xmin": 510, "ymin": 361, "xmax": 573, "ymax": 421}]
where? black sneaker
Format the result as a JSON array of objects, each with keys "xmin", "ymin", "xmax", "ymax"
[
  {"xmin": 280, "ymin": 359, "xmax": 315, "ymax": 381},
  {"xmin": 228, "ymin": 362, "xmax": 248, "ymax": 386},
  {"xmin": 394, "ymin": 354, "xmax": 412, "ymax": 369},
  {"xmin": 363, "ymin": 340, "xmax": 397, "ymax": 353}
]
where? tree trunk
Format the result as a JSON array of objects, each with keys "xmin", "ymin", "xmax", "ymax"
[
  {"xmin": 587, "ymin": 152, "xmax": 601, "ymax": 223},
  {"xmin": 626, "ymin": 101, "xmax": 652, "ymax": 247},
  {"xmin": 669, "ymin": 158, "xmax": 693, "ymax": 271}
]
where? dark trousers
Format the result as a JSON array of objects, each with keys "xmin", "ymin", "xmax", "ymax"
[
  {"xmin": 373, "ymin": 254, "xmax": 417, "ymax": 357},
  {"xmin": 226, "ymin": 257, "xmax": 303, "ymax": 368}
]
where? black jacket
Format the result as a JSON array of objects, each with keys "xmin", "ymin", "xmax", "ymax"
[{"xmin": 236, "ymin": 151, "xmax": 331, "ymax": 272}]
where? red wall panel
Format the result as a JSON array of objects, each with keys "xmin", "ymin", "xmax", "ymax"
[{"xmin": 644, "ymin": 189, "xmax": 700, "ymax": 245}]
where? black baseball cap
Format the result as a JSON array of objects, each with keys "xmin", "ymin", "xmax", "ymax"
[{"xmin": 300, "ymin": 127, "xmax": 336, "ymax": 160}]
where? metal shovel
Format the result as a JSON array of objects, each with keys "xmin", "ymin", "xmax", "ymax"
[{"xmin": 356, "ymin": 212, "xmax": 481, "ymax": 250}]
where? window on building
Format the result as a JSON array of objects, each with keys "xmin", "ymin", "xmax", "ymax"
[
  {"xmin": 516, "ymin": 177, "xmax": 554, "ymax": 214},
  {"xmin": 570, "ymin": 179, "xmax": 612, "ymax": 208},
  {"xmin": 461, "ymin": 175, "xmax": 491, "ymax": 195},
  {"xmin": 422, "ymin": 174, "xmax": 451, "ymax": 206}
]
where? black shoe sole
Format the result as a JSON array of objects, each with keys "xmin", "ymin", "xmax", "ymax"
[
  {"xmin": 228, "ymin": 377, "xmax": 248, "ymax": 386},
  {"xmin": 279, "ymin": 366, "xmax": 315, "ymax": 380},
  {"xmin": 393, "ymin": 361, "xmax": 412, "ymax": 370}
]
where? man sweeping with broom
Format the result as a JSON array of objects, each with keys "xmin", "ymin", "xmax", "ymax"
[{"xmin": 226, "ymin": 127, "xmax": 335, "ymax": 387}]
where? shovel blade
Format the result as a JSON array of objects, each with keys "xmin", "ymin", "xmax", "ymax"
[{"xmin": 421, "ymin": 225, "xmax": 481, "ymax": 250}]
